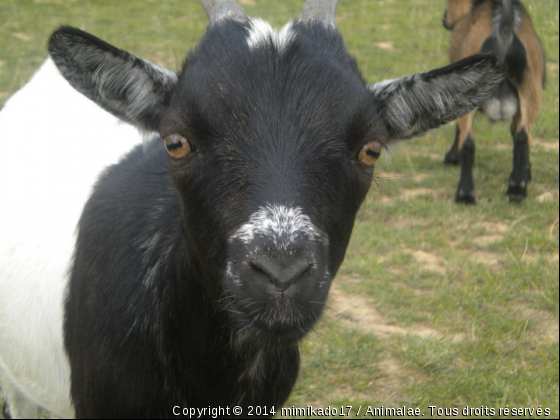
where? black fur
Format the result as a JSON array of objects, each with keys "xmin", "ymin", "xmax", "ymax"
[
  {"xmin": 48, "ymin": 10, "xmax": 503, "ymax": 418},
  {"xmin": 444, "ymin": 126, "xmax": 460, "ymax": 166},
  {"xmin": 480, "ymin": 33, "xmax": 527, "ymax": 88},
  {"xmin": 504, "ymin": 34, "xmax": 528, "ymax": 86},
  {"xmin": 507, "ymin": 126, "xmax": 531, "ymax": 202},
  {"xmin": 456, "ymin": 134, "xmax": 477, "ymax": 204}
]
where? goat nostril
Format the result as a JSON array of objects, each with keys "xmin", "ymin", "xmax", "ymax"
[{"xmin": 251, "ymin": 256, "xmax": 311, "ymax": 291}]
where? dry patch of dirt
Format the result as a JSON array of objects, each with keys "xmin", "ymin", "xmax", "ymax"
[
  {"xmin": 329, "ymin": 385, "xmax": 378, "ymax": 407},
  {"xmin": 390, "ymin": 281, "xmax": 437, "ymax": 298},
  {"xmin": 328, "ymin": 283, "xmax": 443, "ymax": 340},
  {"xmin": 411, "ymin": 250, "xmax": 447, "ymax": 275},
  {"xmin": 474, "ymin": 221, "xmax": 510, "ymax": 234},
  {"xmin": 473, "ymin": 234, "xmax": 505, "ymax": 247},
  {"xmin": 325, "ymin": 280, "xmax": 558, "ymax": 407},
  {"xmin": 490, "ymin": 142, "xmax": 511, "ymax": 152},
  {"xmin": 484, "ymin": 138, "xmax": 558, "ymax": 153},
  {"xmin": 514, "ymin": 307, "xmax": 559, "ymax": 343},
  {"xmin": 471, "ymin": 221, "xmax": 509, "ymax": 247},
  {"xmin": 375, "ymin": 170, "xmax": 410, "ymax": 181},
  {"xmin": 376, "ymin": 187, "xmax": 447, "ymax": 205},
  {"xmin": 326, "ymin": 283, "xmax": 444, "ymax": 406},
  {"xmin": 407, "ymin": 150, "xmax": 445, "ymax": 161},
  {"xmin": 532, "ymin": 138, "xmax": 559, "ymax": 153},
  {"xmin": 328, "ymin": 360, "xmax": 419, "ymax": 412},
  {"xmin": 371, "ymin": 248, "xmax": 448, "ymax": 276},
  {"xmin": 399, "ymin": 188, "xmax": 439, "ymax": 201},
  {"xmin": 373, "ymin": 172, "xmax": 438, "ymax": 205},
  {"xmin": 535, "ymin": 191, "xmax": 559, "ymax": 203},
  {"xmin": 374, "ymin": 41, "xmax": 395, "ymax": 51},
  {"xmin": 376, "ymin": 194, "xmax": 397, "ymax": 206},
  {"xmin": 367, "ymin": 357, "xmax": 420, "ymax": 407},
  {"xmin": 469, "ymin": 250, "xmax": 506, "ymax": 266},
  {"xmin": 11, "ymin": 33, "xmax": 33, "ymax": 42}
]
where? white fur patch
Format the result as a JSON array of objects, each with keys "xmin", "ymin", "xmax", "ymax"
[
  {"xmin": 246, "ymin": 19, "xmax": 296, "ymax": 53},
  {"xmin": 0, "ymin": 59, "xmax": 143, "ymax": 418},
  {"xmin": 229, "ymin": 204, "xmax": 327, "ymax": 250},
  {"xmin": 226, "ymin": 261, "xmax": 242, "ymax": 286},
  {"xmin": 367, "ymin": 78, "xmax": 395, "ymax": 93},
  {"xmin": 482, "ymin": 96, "xmax": 518, "ymax": 122}
]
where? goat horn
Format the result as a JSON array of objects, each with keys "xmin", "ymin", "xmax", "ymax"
[
  {"xmin": 200, "ymin": 0, "xmax": 248, "ymax": 24},
  {"xmin": 300, "ymin": 0, "xmax": 339, "ymax": 27}
]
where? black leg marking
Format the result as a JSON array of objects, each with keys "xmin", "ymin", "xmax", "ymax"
[
  {"xmin": 507, "ymin": 127, "xmax": 531, "ymax": 202},
  {"xmin": 444, "ymin": 126, "xmax": 460, "ymax": 165},
  {"xmin": 455, "ymin": 134, "xmax": 476, "ymax": 204}
]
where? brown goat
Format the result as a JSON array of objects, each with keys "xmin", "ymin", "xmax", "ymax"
[{"xmin": 442, "ymin": 0, "xmax": 546, "ymax": 203}]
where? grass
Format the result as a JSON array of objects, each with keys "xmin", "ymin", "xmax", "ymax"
[{"xmin": 1, "ymin": 0, "xmax": 558, "ymax": 418}]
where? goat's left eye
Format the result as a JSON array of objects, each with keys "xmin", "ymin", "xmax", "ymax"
[
  {"xmin": 358, "ymin": 141, "xmax": 383, "ymax": 166},
  {"xmin": 164, "ymin": 134, "xmax": 191, "ymax": 159}
]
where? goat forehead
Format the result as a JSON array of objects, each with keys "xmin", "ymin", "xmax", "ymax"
[
  {"xmin": 246, "ymin": 18, "xmax": 296, "ymax": 53},
  {"xmin": 182, "ymin": 18, "xmax": 359, "ymax": 99},
  {"xmin": 173, "ymin": 28, "xmax": 370, "ymax": 149}
]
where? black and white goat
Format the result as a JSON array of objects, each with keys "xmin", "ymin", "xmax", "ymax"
[
  {"xmin": 0, "ymin": 0, "xmax": 502, "ymax": 418},
  {"xmin": 442, "ymin": 0, "xmax": 546, "ymax": 203}
]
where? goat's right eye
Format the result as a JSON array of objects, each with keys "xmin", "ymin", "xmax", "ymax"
[{"xmin": 164, "ymin": 134, "xmax": 191, "ymax": 159}]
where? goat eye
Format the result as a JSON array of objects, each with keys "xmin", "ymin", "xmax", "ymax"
[
  {"xmin": 164, "ymin": 134, "xmax": 191, "ymax": 159},
  {"xmin": 358, "ymin": 141, "xmax": 383, "ymax": 166}
]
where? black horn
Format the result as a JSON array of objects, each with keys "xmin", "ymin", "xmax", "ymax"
[
  {"xmin": 200, "ymin": 0, "xmax": 248, "ymax": 24},
  {"xmin": 300, "ymin": 0, "xmax": 339, "ymax": 27}
]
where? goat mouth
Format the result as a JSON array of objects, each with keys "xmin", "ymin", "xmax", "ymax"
[
  {"xmin": 241, "ymin": 318, "xmax": 316, "ymax": 344},
  {"xmin": 229, "ymin": 302, "xmax": 324, "ymax": 344}
]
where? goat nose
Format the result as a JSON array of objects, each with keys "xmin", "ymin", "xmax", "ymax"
[{"xmin": 251, "ymin": 256, "xmax": 311, "ymax": 292}]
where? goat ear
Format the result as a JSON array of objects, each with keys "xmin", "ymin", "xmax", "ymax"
[
  {"xmin": 48, "ymin": 26, "xmax": 178, "ymax": 132},
  {"xmin": 369, "ymin": 54, "xmax": 502, "ymax": 141}
]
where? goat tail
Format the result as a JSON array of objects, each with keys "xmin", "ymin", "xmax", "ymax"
[
  {"xmin": 488, "ymin": 0, "xmax": 527, "ymax": 87},
  {"xmin": 495, "ymin": 0, "xmax": 518, "ymax": 54}
]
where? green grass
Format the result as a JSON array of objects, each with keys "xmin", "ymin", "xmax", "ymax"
[{"xmin": 1, "ymin": 0, "xmax": 558, "ymax": 418}]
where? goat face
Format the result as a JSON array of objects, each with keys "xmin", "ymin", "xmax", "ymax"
[
  {"xmin": 48, "ymin": 0, "xmax": 502, "ymax": 345},
  {"xmin": 162, "ymin": 20, "xmax": 378, "ymax": 343}
]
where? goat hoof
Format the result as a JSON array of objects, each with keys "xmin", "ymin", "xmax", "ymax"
[
  {"xmin": 508, "ymin": 195, "xmax": 525, "ymax": 203},
  {"xmin": 443, "ymin": 151, "xmax": 459, "ymax": 166},
  {"xmin": 507, "ymin": 184, "xmax": 527, "ymax": 203},
  {"xmin": 455, "ymin": 191, "xmax": 476, "ymax": 205},
  {"xmin": 507, "ymin": 191, "xmax": 527, "ymax": 202}
]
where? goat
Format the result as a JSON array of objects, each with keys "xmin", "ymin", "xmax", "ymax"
[
  {"xmin": 442, "ymin": 0, "xmax": 546, "ymax": 203},
  {"xmin": 0, "ymin": 0, "xmax": 502, "ymax": 418}
]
